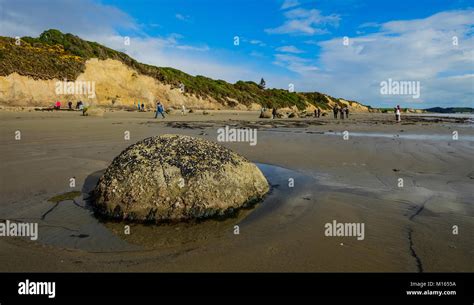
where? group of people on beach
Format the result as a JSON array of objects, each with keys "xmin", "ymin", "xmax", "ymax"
[
  {"xmin": 314, "ymin": 108, "xmax": 321, "ymax": 118},
  {"xmin": 54, "ymin": 100, "xmax": 86, "ymax": 113},
  {"xmin": 57, "ymin": 99, "xmax": 185, "ymax": 119},
  {"xmin": 70, "ymin": 100, "xmax": 87, "ymax": 115},
  {"xmin": 53, "ymin": 98, "xmax": 403, "ymax": 123},
  {"xmin": 137, "ymin": 102, "xmax": 145, "ymax": 112},
  {"xmin": 332, "ymin": 105, "xmax": 349, "ymax": 119}
]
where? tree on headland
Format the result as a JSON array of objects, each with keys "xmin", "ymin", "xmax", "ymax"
[{"xmin": 259, "ymin": 78, "xmax": 266, "ymax": 89}]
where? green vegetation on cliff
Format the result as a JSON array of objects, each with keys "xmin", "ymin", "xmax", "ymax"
[{"xmin": 0, "ymin": 29, "xmax": 366, "ymax": 110}]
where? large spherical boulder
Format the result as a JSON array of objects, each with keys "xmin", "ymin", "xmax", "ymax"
[{"xmin": 93, "ymin": 134, "xmax": 269, "ymax": 222}]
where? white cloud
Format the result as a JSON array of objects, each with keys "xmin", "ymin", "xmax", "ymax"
[
  {"xmin": 273, "ymin": 54, "xmax": 318, "ymax": 74},
  {"xmin": 286, "ymin": 9, "xmax": 474, "ymax": 107},
  {"xmin": 266, "ymin": 8, "xmax": 340, "ymax": 35},
  {"xmin": 250, "ymin": 51, "xmax": 265, "ymax": 58},
  {"xmin": 281, "ymin": 0, "xmax": 300, "ymax": 10},
  {"xmin": 1, "ymin": 0, "xmax": 472, "ymax": 107},
  {"xmin": 0, "ymin": 0, "xmax": 139, "ymax": 38},
  {"xmin": 303, "ymin": 40, "xmax": 319, "ymax": 45},
  {"xmin": 175, "ymin": 13, "xmax": 190, "ymax": 22},
  {"xmin": 358, "ymin": 22, "xmax": 380, "ymax": 29},
  {"xmin": 0, "ymin": 0, "xmax": 261, "ymax": 84},
  {"xmin": 249, "ymin": 39, "xmax": 266, "ymax": 47},
  {"xmin": 276, "ymin": 45, "xmax": 304, "ymax": 53}
]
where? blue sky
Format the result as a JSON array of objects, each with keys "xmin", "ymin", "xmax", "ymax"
[{"xmin": 1, "ymin": 0, "xmax": 473, "ymax": 107}]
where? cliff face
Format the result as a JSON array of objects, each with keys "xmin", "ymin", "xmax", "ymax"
[
  {"xmin": 0, "ymin": 59, "xmax": 230, "ymax": 110},
  {"xmin": 0, "ymin": 30, "xmax": 370, "ymax": 111}
]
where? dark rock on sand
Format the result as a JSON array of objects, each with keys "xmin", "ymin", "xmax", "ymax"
[{"xmin": 93, "ymin": 134, "xmax": 269, "ymax": 222}]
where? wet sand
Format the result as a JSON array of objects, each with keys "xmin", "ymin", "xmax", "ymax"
[{"xmin": 0, "ymin": 110, "xmax": 473, "ymax": 272}]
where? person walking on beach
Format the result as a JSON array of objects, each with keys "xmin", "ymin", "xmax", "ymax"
[
  {"xmin": 137, "ymin": 102, "xmax": 141, "ymax": 111},
  {"xmin": 318, "ymin": 108, "xmax": 321, "ymax": 118},
  {"xmin": 340, "ymin": 107, "xmax": 344, "ymax": 119},
  {"xmin": 333, "ymin": 106, "xmax": 338, "ymax": 119},
  {"xmin": 68, "ymin": 101, "xmax": 72, "ymax": 110},
  {"xmin": 345, "ymin": 106, "xmax": 349, "ymax": 118},
  {"xmin": 395, "ymin": 105, "xmax": 401, "ymax": 122},
  {"xmin": 181, "ymin": 104, "xmax": 186, "ymax": 115},
  {"xmin": 272, "ymin": 108, "xmax": 277, "ymax": 119},
  {"xmin": 155, "ymin": 101, "xmax": 165, "ymax": 119},
  {"xmin": 81, "ymin": 102, "xmax": 87, "ymax": 116},
  {"xmin": 141, "ymin": 103, "xmax": 145, "ymax": 112}
]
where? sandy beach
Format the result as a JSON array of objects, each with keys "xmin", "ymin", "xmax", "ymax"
[{"xmin": 0, "ymin": 110, "xmax": 473, "ymax": 272}]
